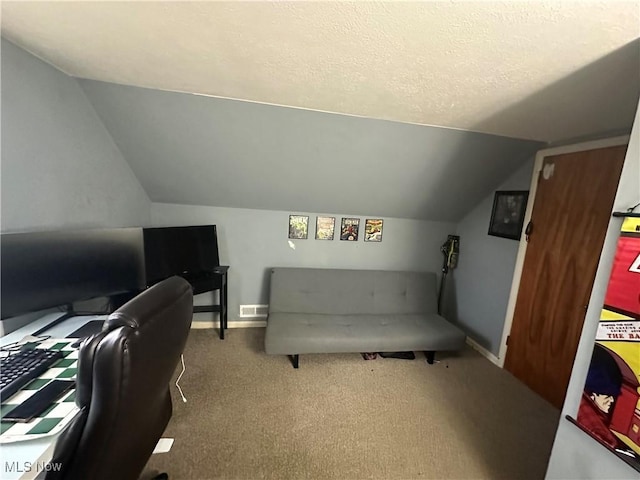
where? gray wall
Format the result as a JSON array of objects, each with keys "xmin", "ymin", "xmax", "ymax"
[
  {"xmin": 151, "ymin": 203, "xmax": 456, "ymax": 322},
  {"xmin": 1, "ymin": 39, "xmax": 151, "ymax": 233},
  {"xmin": 0, "ymin": 39, "xmax": 151, "ymax": 334},
  {"xmin": 79, "ymin": 78, "xmax": 542, "ymax": 223},
  {"xmin": 545, "ymin": 104, "xmax": 640, "ymax": 479},
  {"xmin": 453, "ymin": 158, "xmax": 535, "ymax": 355}
]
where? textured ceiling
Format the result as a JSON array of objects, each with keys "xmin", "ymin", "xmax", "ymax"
[{"xmin": 2, "ymin": 1, "xmax": 639, "ymax": 142}]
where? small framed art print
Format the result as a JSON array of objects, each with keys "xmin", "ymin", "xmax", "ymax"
[
  {"xmin": 288, "ymin": 215, "xmax": 309, "ymax": 239},
  {"xmin": 488, "ymin": 191, "xmax": 529, "ymax": 240},
  {"xmin": 340, "ymin": 218, "xmax": 360, "ymax": 241},
  {"xmin": 315, "ymin": 216, "xmax": 335, "ymax": 240},
  {"xmin": 364, "ymin": 219, "xmax": 383, "ymax": 242}
]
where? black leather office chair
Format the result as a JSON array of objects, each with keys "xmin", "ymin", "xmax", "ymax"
[{"xmin": 46, "ymin": 276, "xmax": 193, "ymax": 480}]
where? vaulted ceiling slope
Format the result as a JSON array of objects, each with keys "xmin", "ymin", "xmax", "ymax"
[
  {"xmin": 2, "ymin": 1, "xmax": 639, "ymax": 142},
  {"xmin": 2, "ymin": 2, "xmax": 638, "ymax": 222},
  {"xmin": 79, "ymin": 79, "xmax": 542, "ymax": 222}
]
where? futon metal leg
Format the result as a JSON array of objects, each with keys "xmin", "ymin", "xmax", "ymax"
[
  {"xmin": 288, "ymin": 355, "xmax": 299, "ymax": 369},
  {"xmin": 425, "ymin": 351, "xmax": 435, "ymax": 365}
]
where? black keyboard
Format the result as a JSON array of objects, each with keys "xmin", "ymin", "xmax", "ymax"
[{"xmin": 0, "ymin": 349, "xmax": 63, "ymax": 401}]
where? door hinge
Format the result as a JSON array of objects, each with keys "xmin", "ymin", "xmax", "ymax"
[{"xmin": 506, "ymin": 335, "xmax": 510, "ymax": 346}]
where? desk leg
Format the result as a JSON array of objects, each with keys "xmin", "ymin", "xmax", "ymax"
[
  {"xmin": 222, "ymin": 274, "xmax": 228, "ymax": 331},
  {"xmin": 217, "ymin": 274, "xmax": 227, "ymax": 340},
  {"xmin": 219, "ymin": 293, "xmax": 224, "ymax": 340}
]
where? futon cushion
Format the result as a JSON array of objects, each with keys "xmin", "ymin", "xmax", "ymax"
[
  {"xmin": 269, "ymin": 268, "xmax": 438, "ymax": 315},
  {"xmin": 264, "ymin": 313, "xmax": 466, "ymax": 355}
]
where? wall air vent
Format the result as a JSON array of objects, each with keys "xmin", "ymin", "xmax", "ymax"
[{"xmin": 239, "ymin": 304, "xmax": 269, "ymax": 318}]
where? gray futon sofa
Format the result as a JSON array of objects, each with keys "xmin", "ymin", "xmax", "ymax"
[{"xmin": 264, "ymin": 268, "xmax": 466, "ymax": 368}]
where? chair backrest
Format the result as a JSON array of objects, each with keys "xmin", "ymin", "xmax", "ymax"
[{"xmin": 47, "ymin": 276, "xmax": 193, "ymax": 480}]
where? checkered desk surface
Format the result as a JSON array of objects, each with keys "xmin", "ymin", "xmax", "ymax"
[{"xmin": 1, "ymin": 338, "xmax": 79, "ymax": 444}]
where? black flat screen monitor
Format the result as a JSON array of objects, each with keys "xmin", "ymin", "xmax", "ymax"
[
  {"xmin": 142, "ymin": 225, "xmax": 219, "ymax": 286},
  {"xmin": 1, "ymin": 228, "xmax": 146, "ymax": 319}
]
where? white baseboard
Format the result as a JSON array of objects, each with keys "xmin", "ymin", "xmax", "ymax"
[
  {"xmin": 228, "ymin": 320, "xmax": 267, "ymax": 328},
  {"xmin": 191, "ymin": 319, "xmax": 267, "ymax": 329},
  {"xmin": 192, "ymin": 321, "xmax": 501, "ymax": 367},
  {"xmin": 466, "ymin": 337, "xmax": 501, "ymax": 367}
]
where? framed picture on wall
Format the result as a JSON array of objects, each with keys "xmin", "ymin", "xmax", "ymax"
[
  {"xmin": 364, "ymin": 219, "xmax": 383, "ymax": 242},
  {"xmin": 340, "ymin": 218, "xmax": 360, "ymax": 241},
  {"xmin": 488, "ymin": 191, "xmax": 529, "ymax": 240},
  {"xmin": 288, "ymin": 215, "xmax": 309, "ymax": 239},
  {"xmin": 315, "ymin": 216, "xmax": 335, "ymax": 240}
]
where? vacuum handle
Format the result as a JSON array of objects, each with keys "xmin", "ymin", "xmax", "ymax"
[{"xmin": 441, "ymin": 235, "xmax": 460, "ymax": 273}]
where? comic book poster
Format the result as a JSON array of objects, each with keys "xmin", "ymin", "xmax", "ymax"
[
  {"xmin": 340, "ymin": 218, "xmax": 360, "ymax": 241},
  {"xmin": 315, "ymin": 216, "xmax": 335, "ymax": 240},
  {"xmin": 574, "ymin": 216, "xmax": 640, "ymax": 472},
  {"xmin": 288, "ymin": 215, "xmax": 308, "ymax": 239},
  {"xmin": 364, "ymin": 219, "xmax": 383, "ymax": 242}
]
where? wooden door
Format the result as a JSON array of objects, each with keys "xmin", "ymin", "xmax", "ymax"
[{"xmin": 504, "ymin": 145, "xmax": 626, "ymax": 409}]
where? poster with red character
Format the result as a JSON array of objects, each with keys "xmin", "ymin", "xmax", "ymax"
[
  {"xmin": 340, "ymin": 218, "xmax": 360, "ymax": 241},
  {"xmin": 572, "ymin": 216, "xmax": 640, "ymax": 472}
]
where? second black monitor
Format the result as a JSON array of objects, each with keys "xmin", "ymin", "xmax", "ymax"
[{"xmin": 142, "ymin": 225, "xmax": 219, "ymax": 286}]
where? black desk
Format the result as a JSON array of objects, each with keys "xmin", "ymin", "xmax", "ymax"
[{"xmin": 192, "ymin": 266, "xmax": 229, "ymax": 339}]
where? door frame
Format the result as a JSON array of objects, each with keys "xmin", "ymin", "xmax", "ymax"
[{"xmin": 497, "ymin": 135, "xmax": 630, "ymax": 368}]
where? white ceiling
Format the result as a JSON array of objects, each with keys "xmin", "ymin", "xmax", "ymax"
[{"xmin": 2, "ymin": 1, "xmax": 639, "ymax": 142}]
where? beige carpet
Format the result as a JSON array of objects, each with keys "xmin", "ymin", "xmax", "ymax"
[{"xmin": 144, "ymin": 328, "xmax": 559, "ymax": 480}]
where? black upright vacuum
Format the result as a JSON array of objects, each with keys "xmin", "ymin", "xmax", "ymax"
[
  {"xmin": 438, "ymin": 235, "xmax": 460, "ymax": 315},
  {"xmin": 362, "ymin": 235, "xmax": 460, "ymax": 362}
]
